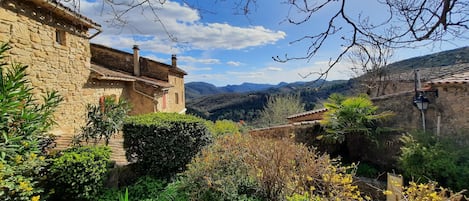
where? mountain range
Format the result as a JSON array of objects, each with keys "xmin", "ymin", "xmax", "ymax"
[
  {"xmin": 185, "ymin": 81, "xmax": 302, "ymax": 100},
  {"xmin": 185, "ymin": 46, "xmax": 469, "ymax": 124}
]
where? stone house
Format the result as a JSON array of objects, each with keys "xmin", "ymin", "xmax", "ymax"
[
  {"xmin": 254, "ymin": 65, "xmax": 469, "ymax": 138},
  {"xmin": 90, "ymin": 43, "xmax": 187, "ymax": 115},
  {"xmin": 0, "ymin": 0, "xmax": 186, "ymax": 162},
  {"xmin": 371, "ymin": 65, "xmax": 469, "ymax": 136}
]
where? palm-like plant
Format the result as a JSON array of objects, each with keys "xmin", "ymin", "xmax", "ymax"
[{"xmin": 320, "ymin": 93, "xmax": 394, "ymax": 143}]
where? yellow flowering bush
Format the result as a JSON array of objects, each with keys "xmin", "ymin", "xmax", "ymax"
[
  {"xmin": 0, "ymin": 43, "xmax": 61, "ymax": 200},
  {"xmin": 181, "ymin": 133, "xmax": 365, "ymax": 200},
  {"xmin": 244, "ymin": 136, "xmax": 364, "ymax": 200},
  {"xmin": 396, "ymin": 181, "xmax": 465, "ymax": 201}
]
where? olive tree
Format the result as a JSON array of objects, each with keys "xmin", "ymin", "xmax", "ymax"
[{"xmin": 256, "ymin": 94, "xmax": 305, "ymax": 127}]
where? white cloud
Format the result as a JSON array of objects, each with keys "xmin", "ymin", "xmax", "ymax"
[
  {"xmin": 79, "ymin": 1, "xmax": 285, "ymax": 54},
  {"xmin": 227, "ymin": 71, "xmax": 265, "ymax": 78},
  {"xmin": 213, "ymin": 61, "xmax": 354, "ymax": 85},
  {"xmin": 265, "ymin": 66, "xmax": 282, "ymax": 71},
  {"xmin": 178, "ymin": 56, "xmax": 220, "ymax": 64},
  {"xmin": 226, "ymin": 61, "xmax": 243, "ymax": 66},
  {"xmin": 180, "ymin": 65, "xmax": 212, "ymax": 71}
]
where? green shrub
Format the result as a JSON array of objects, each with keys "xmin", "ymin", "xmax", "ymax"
[
  {"xmin": 320, "ymin": 93, "xmax": 394, "ymax": 143},
  {"xmin": 0, "ymin": 43, "xmax": 62, "ymax": 201},
  {"xmin": 157, "ymin": 180, "xmax": 189, "ymax": 201},
  {"xmin": 75, "ymin": 95, "xmax": 130, "ymax": 145},
  {"xmin": 123, "ymin": 113, "xmax": 212, "ymax": 178},
  {"xmin": 46, "ymin": 146, "xmax": 111, "ymax": 201},
  {"xmin": 206, "ymin": 119, "xmax": 242, "ymax": 137},
  {"xmin": 180, "ymin": 133, "xmax": 259, "ymax": 201},
  {"xmin": 97, "ymin": 176, "xmax": 167, "ymax": 201},
  {"xmin": 399, "ymin": 131, "xmax": 469, "ymax": 192},
  {"xmin": 180, "ymin": 134, "xmax": 363, "ymax": 201},
  {"xmin": 356, "ymin": 162, "xmax": 379, "ymax": 178}
]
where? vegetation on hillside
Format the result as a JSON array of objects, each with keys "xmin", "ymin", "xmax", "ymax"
[{"xmin": 187, "ymin": 80, "xmax": 351, "ymax": 123}]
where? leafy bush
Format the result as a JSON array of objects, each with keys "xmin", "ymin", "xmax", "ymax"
[
  {"xmin": 180, "ymin": 133, "xmax": 259, "ymax": 201},
  {"xmin": 97, "ymin": 176, "xmax": 167, "ymax": 201},
  {"xmin": 356, "ymin": 162, "xmax": 380, "ymax": 178},
  {"xmin": 180, "ymin": 134, "xmax": 364, "ymax": 201},
  {"xmin": 46, "ymin": 146, "xmax": 111, "ymax": 201},
  {"xmin": 399, "ymin": 132, "xmax": 469, "ymax": 192},
  {"xmin": 244, "ymin": 136, "xmax": 362, "ymax": 200},
  {"xmin": 157, "ymin": 180, "xmax": 189, "ymax": 201},
  {"xmin": 206, "ymin": 119, "xmax": 243, "ymax": 137},
  {"xmin": 0, "ymin": 43, "xmax": 62, "ymax": 201},
  {"xmin": 123, "ymin": 113, "xmax": 212, "ymax": 178},
  {"xmin": 75, "ymin": 95, "xmax": 130, "ymax": 145},
  {"xmin": 386, "ymin": 181, "xmax": 465, "ymax": 201},
  {"xmin": 320, "ymin": 93, "xmax": 393, "ymax": 143}
]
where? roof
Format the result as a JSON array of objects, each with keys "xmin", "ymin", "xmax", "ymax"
[
  {"xmin": 287, "ymin": 108, "xmax": 328, "ymax": 120},
  {"xmin": 91, "ymin": 43, "xmax": 187, "ymax": 76},
  {"xmin": 27, "ymin": 0, "xmax": 101, "ymax": 30},
  {"xmin": 427, "ymin": 70, "xmax": 469, "ymax": 86},
  {"xmin": 90, "ymin": 63, "xmax": 173, "ymax": 89}
]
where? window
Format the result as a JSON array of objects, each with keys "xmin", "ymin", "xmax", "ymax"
[
  {"xmin": 55, "ymin": 29, "xmax": 66, "ymax": 45},
  {"xmin": 175, "ymin": 93, "xmax": 179, "ymax": 104}
]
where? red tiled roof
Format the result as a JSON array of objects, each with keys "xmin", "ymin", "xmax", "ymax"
[
  {"xmin": 90, "ymin": 64, "xmax": 173, "ymax": 88},
  {"xmin": 428, "ymin": 70, "xmax": 469, "ymax": 86},
  {"xmin": 27, "ymin": 0, "xmax": 101, "ymax": 30},
  {"xmin": 287, "ymin": 108, "xmax": 328, "ymax": 119}
]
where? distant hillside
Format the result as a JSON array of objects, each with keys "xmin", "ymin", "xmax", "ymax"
[
  {"xmin": 223, "ymin": 82, "xmax": 280, "ymax": 93},
  {"xmin": 185, "ymin": 82, "xmax": 224, "ymax": 100},
  {"xmin": 187, "ymin": 80, "xmax": 350, "ymax": 123},
  {"xmin": 185, "ymin": 81, "xmax": 305, "ymax": 100},
  {"xmin": 388, "ymin": 46, "xmax": 469, "ymax": 71},
  {"xmin": 186, "ymin": 46, "xmax": 469, "ymax": 124}
]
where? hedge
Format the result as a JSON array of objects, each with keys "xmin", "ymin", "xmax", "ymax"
[
  {"xmin": 123, "ymin": 113, "xmax": 212, "ymax": 178},
  {"xmin": 46, "ymin": 146, "xmax": 111, "ymax": 201}
]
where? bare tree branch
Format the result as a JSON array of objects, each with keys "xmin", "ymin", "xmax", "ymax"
[{"xmin": 60, "ymin": 0, "xmax": 469, "ymax": 82}]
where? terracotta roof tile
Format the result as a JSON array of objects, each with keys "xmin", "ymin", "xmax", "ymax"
[
  {"xmin": 287, "ymin": 108, "xmax": 328, "ymax": 119},
  {"xmin": 428, "ymin": 70, "xmax": 469, "ymax": 86},
  {"xmin": 90, "ymin": 64, "xmax": 173, "ymax": 88},
  {"xmin": 27, "ymin": 0, "xmax": 101, "ymax": 30}
]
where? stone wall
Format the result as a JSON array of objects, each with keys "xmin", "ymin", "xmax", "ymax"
[
  {"xmin": 371, "ymin": 85, "xmax": 469, "ymax": 136},
  {"xmin": 0, "ymin": 1, "xmax": 127, "ymax": 161},
  {"xmin": 91, "ymin": 44, "xmax": 135, "ymax": 75},
  {"xmin": 371, "ymin": 91, "xmax": 420, "ymax": 132},
  {"xmin": 429, "ymin": 85, "xmax": 469, "ymax": 135},
  {"xmin": 167, "ymin": 73, "xmax": 186, "ymax": 113}
]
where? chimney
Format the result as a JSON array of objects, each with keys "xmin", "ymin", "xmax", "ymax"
[
  {"xmin": 133, "ymin": 45, "xmax": 140, "ymax": 76},
  {"xmin": 171, "ymin": 54, "xmax": 177, "ymax": 68}
]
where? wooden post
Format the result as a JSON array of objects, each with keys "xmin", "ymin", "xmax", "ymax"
[{"xmin": 387, "ymin": 173, "xmax": 403, "ymax": 201}]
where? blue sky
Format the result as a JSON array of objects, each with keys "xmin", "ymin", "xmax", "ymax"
[{"xmin": 75, "ymin": 0, "xmax": 469, "ymax": 86}]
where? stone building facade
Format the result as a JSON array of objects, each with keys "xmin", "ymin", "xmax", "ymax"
[
  {"xmin": 90, "ymin": 43, "xmax": 186, "ymax": 115},
  {"xmin": 0, "ymin": 0, "xmax": 103, "ymax": 141},
  {"xmin": 0, "ymin": 0, "xmax": 186, "ymax": 163},
  {"xmin": 371, "ymin": 65, "xmax": 469, "ymax": 136}
]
